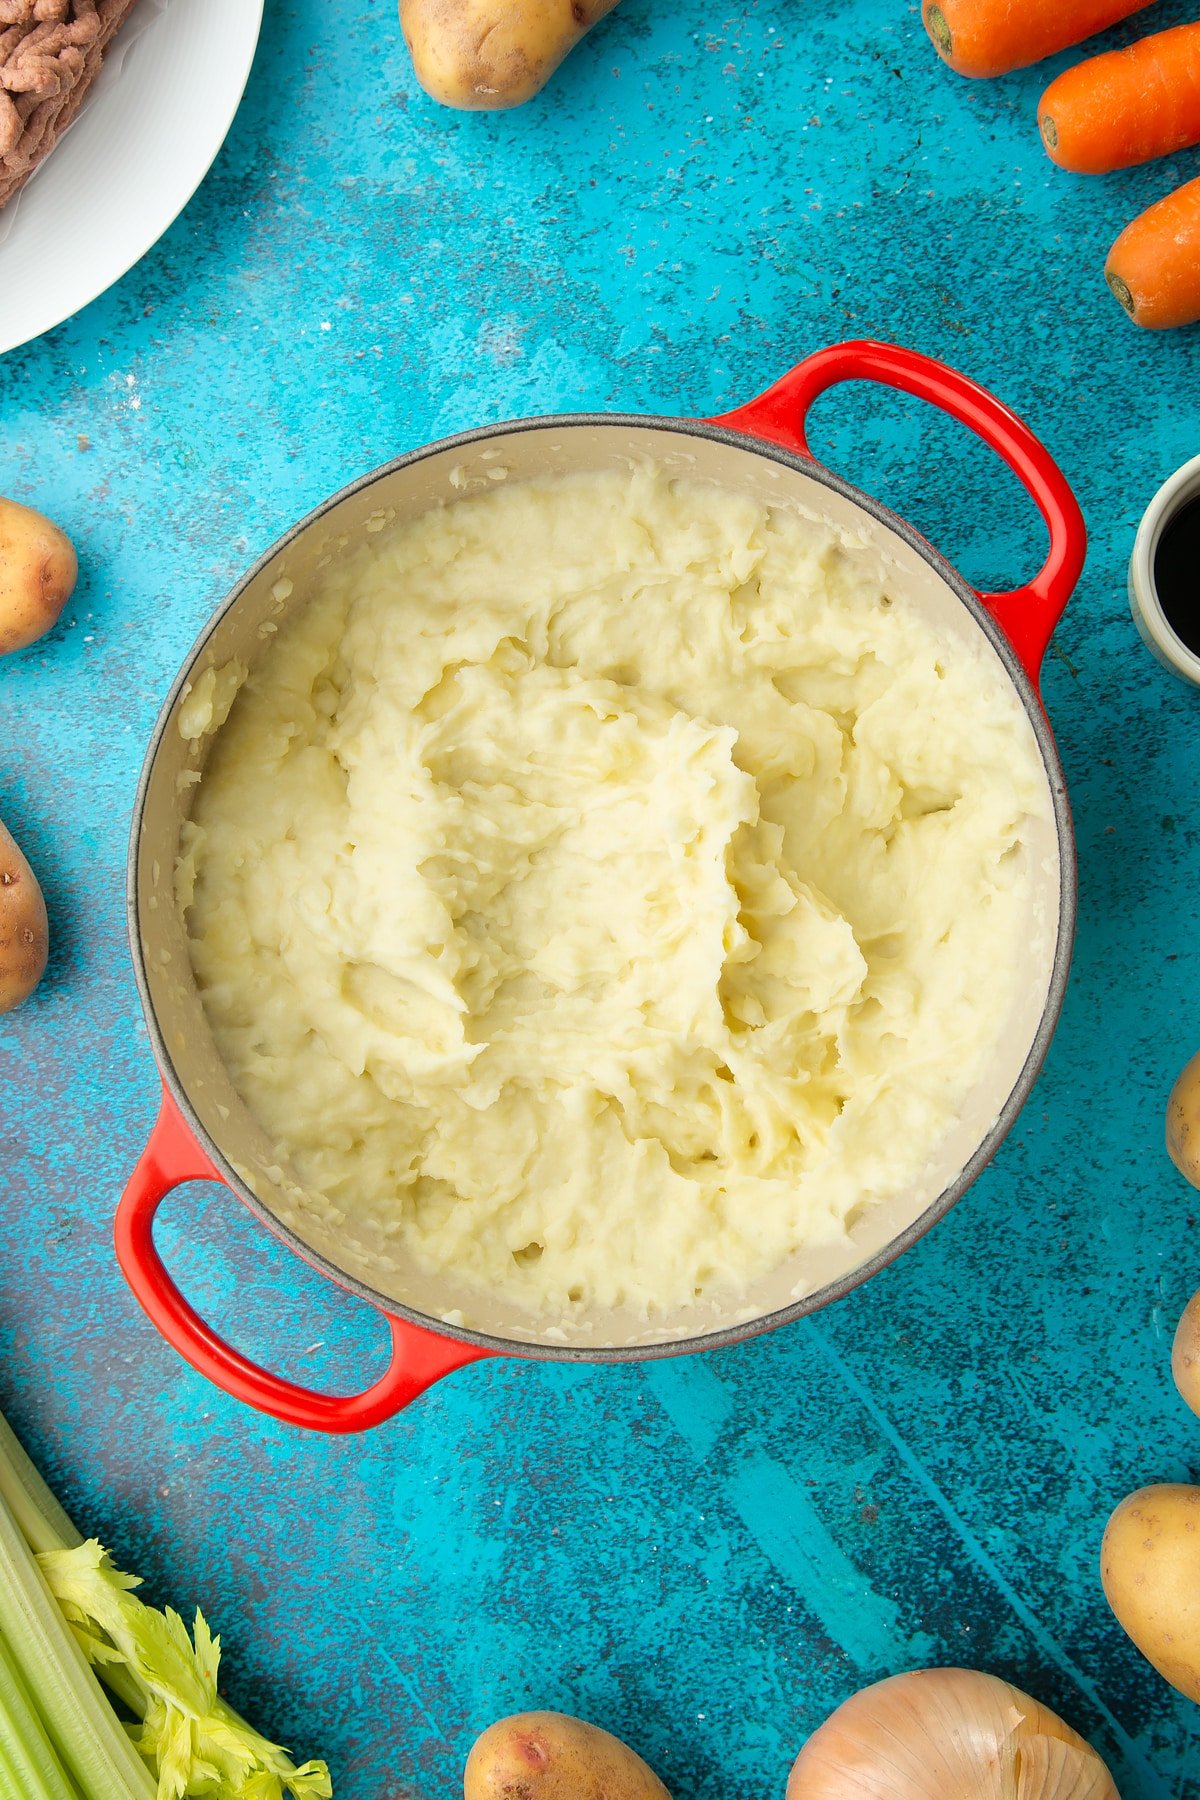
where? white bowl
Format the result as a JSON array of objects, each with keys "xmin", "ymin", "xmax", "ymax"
[{"xmin": 1129, "ymin": 453, "xmax": 1200, "ymax": 686}]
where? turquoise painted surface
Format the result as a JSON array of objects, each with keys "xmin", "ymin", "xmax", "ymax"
[{"xmin": 2, "ymin": 1, "xmax": 1200, "ymax": 1793}]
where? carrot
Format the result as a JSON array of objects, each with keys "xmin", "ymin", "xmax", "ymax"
[
  {"xmin": 1105, "ymin": 175, "xmax": 1200, "ymax": 327},
  {"xmin": 1040, "ymin": 23, "xmax": 1200, "ymax": 170},
  {"xmin": 923, "ymin": 0, "xmax": 1156, "ymax": 77}
]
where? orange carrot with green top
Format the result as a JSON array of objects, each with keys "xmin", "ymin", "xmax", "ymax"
[
  {"xmin": 1040, "ymin": 23, "xmax": 1200, "ymax": 171},
  {"xmin": 924, "ymin": 0, "xmax": 1156, "ymax": 78},
  {"xmin": 1106, "ymin": 175, "xmax": 1200, "ymax": 328}
]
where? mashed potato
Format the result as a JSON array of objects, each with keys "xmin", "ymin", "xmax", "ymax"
[{"xmin": 178, "ymin": 467, "xmax": 1049, "ymax": 1319}]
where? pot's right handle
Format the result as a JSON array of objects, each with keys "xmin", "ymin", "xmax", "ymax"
[
  {"xmin": 710, "ymin": 339, "xmax": 1086, "ymax": 689},
  {"xmin": 115, "ymin": 1087, "xmax": 490, "ymax": 1433}
]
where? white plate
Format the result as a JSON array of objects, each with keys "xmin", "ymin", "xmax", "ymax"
[{"xmin": 0, "ymin": 0, "xmax": 263, "ymax": 357}]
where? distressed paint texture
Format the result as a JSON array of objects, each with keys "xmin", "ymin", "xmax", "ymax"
[{"xmin": 2, "ymin": 1, "xmax": 1200, "ymax": 1795}]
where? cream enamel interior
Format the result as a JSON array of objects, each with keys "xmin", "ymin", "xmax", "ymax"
[{"xmin": 132, "ymin": 422, "xmax": 1066, "ymax": 1353}]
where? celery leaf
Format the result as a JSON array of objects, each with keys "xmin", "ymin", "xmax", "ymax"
[{"xmin": 38, "ymin": 1543, "xmax": 331, "ymax": 1800}]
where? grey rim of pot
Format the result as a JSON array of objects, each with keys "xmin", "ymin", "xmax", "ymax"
[{"xmin": 127, "ymin": 411, "xmax": 1078, "ymax": 1363}]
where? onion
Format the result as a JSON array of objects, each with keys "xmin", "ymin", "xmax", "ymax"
[{"xmin": 786, "ymin": 1668, "xmax": 1119, "ymax": 1799}]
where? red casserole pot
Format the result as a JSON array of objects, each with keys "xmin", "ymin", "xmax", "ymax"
[{"xmin": 116, "ymin": 339, "xmax": 1085, "ymax": 1432}]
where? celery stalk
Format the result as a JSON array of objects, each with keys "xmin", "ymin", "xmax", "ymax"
[
  {"xmin": 0, "ymin": 1414, "xmax": 81, "ymax": 1557},
  {"xmin": 0, "ymin": 1408, "xmax": 332, "ymax": 1800},
  {"xmin": 0, "ymin": 1732, "xmax": 40, "ymax": 1800},
  {"xmin": 0, "ymin": 1491, "xmax": 153, "ymax": 1800},
  {"xmin": 0, "ymin": 1623, "xmax": 82, "ymax": 1800}
]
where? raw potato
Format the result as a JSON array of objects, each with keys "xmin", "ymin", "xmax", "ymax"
[
  {"xmin": 1172, "ymin": 1289, "xmax": 1200, "ymax": 1419},
  {"xmin": 464, "ymin": 1711, "xmax": 670, "ymax": 1800},
  {"xmin": 0, "ymin": 496, "xmax": 77, "ymax": 657},
  {"xmin": 400, "ymin": 0, "xmax": 621, "ymax": 109},
  {"xmin": 1101, "ymin": 1484, "xmax": 1200, "ymax": 1703},
  {"xmin": 1167, "ymin": 1049, "xmax": 1200, "ymax": 1188},
  {"xmin": 0, "ymin": 817, "xmax": 48, "ymax": 1013}
]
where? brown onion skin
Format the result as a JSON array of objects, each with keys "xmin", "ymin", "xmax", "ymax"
[{"xmin": 786, "ymin": 1668, "xmax": 1118, "ymax": 1799}]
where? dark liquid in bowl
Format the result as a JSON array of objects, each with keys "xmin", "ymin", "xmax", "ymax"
[{"xmin": 1156, "ymin": 496, "xmax": 1200, "ymax": 653}]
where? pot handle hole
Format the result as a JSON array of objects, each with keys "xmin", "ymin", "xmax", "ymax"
[
  {"xmin": 710, "ymin": 338, "xmax": 1086, "ymax": 689},
  {"xmin": 114, "ymin": 1086, "xmax": 490, "ymax": 1433}
]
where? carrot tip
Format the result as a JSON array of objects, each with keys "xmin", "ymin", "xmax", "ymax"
[
  {"xmin": 1106, "ymin": 268, "xmax": 1137, "ymax": 320},
  {"xmin": 1039, "ymin": 112, "xmax": 1058, "ymax": 151},
  {"xmin": 925, "ymin": 5, "xmax": 953, "ymax": 58}
]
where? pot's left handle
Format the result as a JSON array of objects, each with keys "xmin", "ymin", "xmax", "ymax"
[
  {"xmin": 710, "ymin": 339, "xmax": 1086, "ymax": 689},
  {"xmin": 115, "ymin": 1087, "xmax": 489, "ymax": 1433}
]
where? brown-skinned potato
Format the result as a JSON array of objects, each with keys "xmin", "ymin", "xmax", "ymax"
[
  {"xmin": 1168, "ymin": 1049, "xmax": 1200, "ymax": 1191},
  {"xmin": 0, "ymin": 817, "xmax": 48, "ymax": 1013},
  {"xmin": 400, "ymin": 0, "xmax": 622, "ymax": 110},
  {"xmin": 463, "ymin": 1711, "xmax": 671, "ymax": 1800},
  {"xmin": 1101, "ymin": 1485, "xmax": 1200, "ymax": 1704},
  {"xmin": 1172, "ymin": 1288, "xmax": 1200, "ymax": 1419},
  {"xmin": 0, "ymin": 496, "xmax": 77, "ymax": 657}
]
